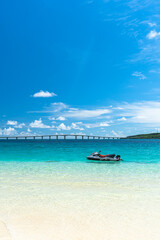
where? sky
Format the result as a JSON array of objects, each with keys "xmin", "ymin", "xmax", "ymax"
[{"xmin": 1, "ymin": 0, "xmax": 160, "ymax": 137}]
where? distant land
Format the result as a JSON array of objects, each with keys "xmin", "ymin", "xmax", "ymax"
[{"xmin": 127, "ymin": 133, "xmax": 160, "ymax": 139}]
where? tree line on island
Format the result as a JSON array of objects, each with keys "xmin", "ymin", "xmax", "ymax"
[{"xmin": 126, "ymin": 133, "xmax": 160, "ymax": 139}]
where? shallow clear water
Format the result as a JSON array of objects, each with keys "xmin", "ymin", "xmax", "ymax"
[{"xmin": 0, "ymin": 139, "xmax": 160, "ymax": 240}]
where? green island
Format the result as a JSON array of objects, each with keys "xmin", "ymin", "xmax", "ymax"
[{"xmin": 127, "ymin": 133, "xmax": 160, "ymax": 139}]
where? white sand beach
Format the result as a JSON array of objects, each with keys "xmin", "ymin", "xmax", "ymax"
[{"xmin": 0, "ymin": 161, "xmax": 160, "ymax": 240}]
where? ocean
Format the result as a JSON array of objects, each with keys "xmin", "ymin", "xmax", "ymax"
[{"xmin": 0, "ymin": 139, "xmax": 160, "ymax": 240}]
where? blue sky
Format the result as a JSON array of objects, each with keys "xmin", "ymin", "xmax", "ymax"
[{"xmin": 1, "ymin": 0, "xmax": 160, "ymax": 137}]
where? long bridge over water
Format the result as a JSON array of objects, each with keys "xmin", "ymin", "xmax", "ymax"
[{"xmin": 0, "ymin": 134, "xmax": 120, "ymax": 140}]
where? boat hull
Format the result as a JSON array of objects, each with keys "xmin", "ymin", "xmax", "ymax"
[{"xmin": 87, "ymin": 156, "xmax": 122, "ymax": 161}]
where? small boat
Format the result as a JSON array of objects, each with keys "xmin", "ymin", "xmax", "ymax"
[{"xmin": 87, "ymin": 151, "xmax": 122, "ymax": 161}]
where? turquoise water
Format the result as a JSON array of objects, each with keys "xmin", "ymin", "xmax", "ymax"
[
  {"xmin": 1, "ymin": 139, "xmax": 160, "ymax": 163},
  {"xmin": 0, "ymin": 139, "xmax": 160, "ymax": 240},
  {"xmin": 0, "ymin": 139, "xmax": 160, "ymax": 192},
  {"xmin": 1, "ymin": 139, "xmax": 160, "ymax": 181}
]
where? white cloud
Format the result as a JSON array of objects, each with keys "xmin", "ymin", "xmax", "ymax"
[
  {"xmin": 70, "ymin": 123, "xmax": 84, "ymax": 130},
  {"xmin": 141, "ymin": 21, "xmax": 157, "ymax": 27},
  {"xmin": 117, "ymin": 117, "xmax": 127, "ymax": 121},
  {"xmin": 83, "ymin": 121, "xmax": 110, "ymax": 128},
  {"xmin": 147, "ymin": 30, "xmax": 160, "ymax": 39},
  {"xmin": 118, "ymin": 101, "xmax": 160, "ymax": 124},
  {"xmin": 57, "ymin": 123, "xmax": 71, "ymax": 131},
  {"xmin": 32, "ymin": 90, "xmax": 57, "ymax": 98},
  {"xmin": 99, "ymin": 122, "xmax": 110, "ymax": 127},
  {"xmin": 148, "ymin": 22, "xmax": 156, "ymax": 27},
  {"xmin": 29, "ymin": 118, "xmax": 51, "ymax": 128},
  {"xmin": 7, "ymin": 120, "xmax": 25, "ymax": 128},
  {"xmin": 48, "ymin": 117, "xmax": 55, "ymax": 120},
  {"xmin": 7, "ymin": 120, "xmax": 17, "ymax": 126},
  {"xmin": 15, "ymin": 123, "xmax": 25, "ymax": 129},
  {"xmin": 29, "ymin": 103, "xmax": 110, "ymax": 121},
  {"xmin": 64, "ymin": 108, "xmax": 111, "ymax": 119},
  {"xmin": 132, "ymin": 43, "xmax": 160, "ymax": 63},
  {"xmin": 1, "ymin": 127, "xmax": 17, "ymax": 136},
  {"xmin": 114, "ymin": 107, "xmax": 124, "ymax": 110},
  {"xmin": 29, "ymin": 102, "xmax": 68, "ymax": 114},
  {"xmin": 51, "ymin": 102, "xmax": 68, "ymax": 112},
  {"xmin": 132, "ymin": 71, "xmax": 146, "ymax": 80},
  {"xmin": 56, "ymin": 122, "xmax": 84, "ymax": 131},
  {"xmin": 55, "ymin": 121, "xmax": 109, "ymax": 131},
  {"xmin": 26, "ymin": 97, "xmax": 160, "ymax": 134},
  {"xmin": 56, "ymin": 116, "xmax": 66, "ymax": 121},
  {"xmin": 69, "ymin": 108, "xmax": 78, "ymax": 111}
]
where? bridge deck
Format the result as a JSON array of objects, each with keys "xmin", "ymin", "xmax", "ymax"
[{"xmin": 0, "ymin": 134, "xmax": 120, "ymax": 140}]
